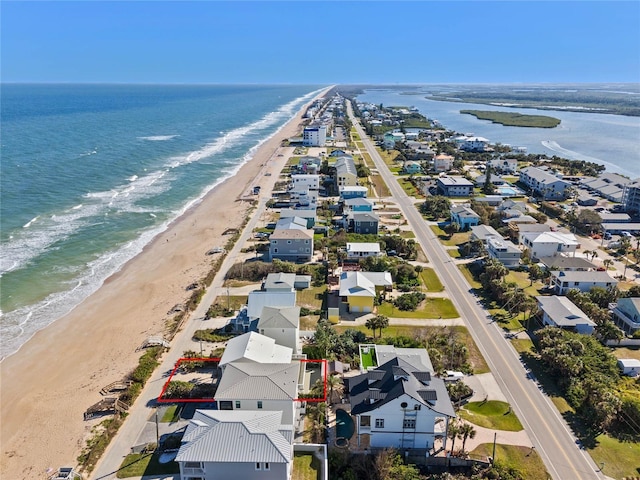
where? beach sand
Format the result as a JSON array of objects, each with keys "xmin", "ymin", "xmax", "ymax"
[{"xmin": 0, "ymin": 91, "xmax": 326, "ymax": 479}]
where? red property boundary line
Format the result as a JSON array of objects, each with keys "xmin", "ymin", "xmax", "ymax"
[{"xmin": 157, "ymin": 357, "xmax": 327, "ymax": 404}]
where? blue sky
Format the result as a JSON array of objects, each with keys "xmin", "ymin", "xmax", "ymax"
[{"xmin": 2, "ymin": 1, "xmax": 639, "ymax": 84}]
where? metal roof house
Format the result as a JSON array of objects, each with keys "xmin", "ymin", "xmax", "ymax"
[
  {"xmin": 176, "ymin": 409, "xmax": 293, "ymax": 480},
  {"xmin": 339, "ymin": 271, "xmax": 392, "ymax": 313},
  {"xmin": 219, "ymin": 332, "xmax": 293, "ymax": 372},
  {"xmin": 258, "ymin": 306, "xmax": 301, "ymax": 354},
  {"xmin": 347, "ymin": 346, "xmax": 455, "ymax": 453},
  {"xmin": 611, "ymin": 297, "xmax": 640, "ymax": 335},
  {"xmin": 550, "ymin": 270, "xmax": 618, "ymax": 295},
  {"xmin": 536, "ymin": 295, "xmax": 595, "ymax": 335}
]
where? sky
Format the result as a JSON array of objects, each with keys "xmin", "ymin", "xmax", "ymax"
[{"xmin": 2, "ymin": 1, "xmax": 639, "ymax": 84}]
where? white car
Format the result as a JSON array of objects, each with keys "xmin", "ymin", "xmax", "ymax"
[{"xmin": 444, "ymin": 371, "xmax": 465, "ymax": 382}]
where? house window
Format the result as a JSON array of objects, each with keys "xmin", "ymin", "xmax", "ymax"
[
  {"xmin": 403, "ymin": 418, "xmax": 416, "ymax": 429},
  {"xmin": 273, "ymin": 240, "xmax": 277, "ymax": 244},
  {"xmin": 219, "ymin": 401, "xmax": 232, "ymax": 410},
  {"xmin": 287, "ymin": 240, "xmax": 292, "ymax": 244},
  {"xmin": 257, "ymin": 401, "xmax": 263, "ymax": 409},
  {"xmin": 360, "ymin": 415, "xmax": 370, "ymax": 427},
  {"xmin": 264, "ymin": 463, "xmax": 270, "ymax": 471},
  {"xmin": 375, "ymin": 418, "xmax": 384, "ymax": 428},
  {"xmin": 235, "ymin": 401, "xmax": 241, "ymax": 409},
  {"xmin": 256, "ymin": 463, "xmax": 262, "ymax": 471},
  {"xmin": 274, "ymin": 248, "xmax": 278, "ymax": 253},
  {"xmin": 414, "ymin": 404, "xmax": 421, "ymax": 410}
]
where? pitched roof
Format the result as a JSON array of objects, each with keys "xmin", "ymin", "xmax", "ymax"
[
  {"xmin": 551, "ymin": 270, "xmax": 618, "ymax": 283},
  {"xmin": 263, "ymin": 272, "xmax": 297, "ymax": 291},
  {"xmin": 339, "ymin": 271, "xmax": 392, "ymax": 297},
  {"xmin": 275, "ymin": 216, "xmax": 308, "ymax": 230},
  {"xmin": 538, "ymin": 256, "xmax": 595, "ymax": 270},
  {"xmin": 349, "ymin": 357, "xmax": 454, "ymax": 418},
  {"xmin": 522, "ymin": 232, "xmax": 579, "ymax": 246},
  {"xmin": 346, "ymin": 242, "xmax": 381, "ymax": 253},
  {"xmin": 269, "ymin": 228, "xmax": 313, "ymax": 240},
  {"xmin": 470, "ymin": 225, "xmax": 501, "ymax": 240},
  {"xmin": 219, "ymin": 332, "xmax": 292, "ymax": 367},
  {"xmin": 258, "ymin": 306, "xmax": 300, "ymax": 330},
  {"xmin": 536, "ymin": 295, "xmax": 595, "ymax": 328},
  {"xmin": 247, "ymin": 291, "xmax": 297, "ymax": 320},
  {"xmin": 176, "ymin": 410, "xmax": 292, "ymax": 464},
  {"xmin": 216, "ymin": 362, "xmax": 300, "ymax": 400}
]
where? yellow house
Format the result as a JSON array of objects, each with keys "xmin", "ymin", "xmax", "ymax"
[{"xmin": 339, "ymin": 271, "xmax": 392, "ymax": 314}]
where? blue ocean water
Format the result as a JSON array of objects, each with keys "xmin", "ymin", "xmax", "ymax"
[
  {"xmin": 358, "ymin": 89, "xmax": 640, "ymax": 177},
  {"xmin": 0, "ymin": 84, "xmax": 323, "ymax": 359}
]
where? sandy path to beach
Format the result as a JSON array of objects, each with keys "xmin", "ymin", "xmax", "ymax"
[{"xmin": 0, "ymin": 89, "xmax": 327, "ymax": 479}]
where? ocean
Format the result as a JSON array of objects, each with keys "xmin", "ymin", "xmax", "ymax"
[
  {"xmin": 0, "ymin": 84, "xmax": 323, "ymax": 359},
  {"xmin": 357, "ymin": 89, "xmax": 640, "ymax": 178}
]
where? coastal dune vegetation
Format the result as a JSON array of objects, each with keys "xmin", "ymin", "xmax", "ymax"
[{"xmin": 460, "ymin": 110, "xmax": 561, "ymax": 128}]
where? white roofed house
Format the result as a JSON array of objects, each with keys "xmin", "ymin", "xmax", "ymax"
[
  {"xmin": 488, "ymin": 157, "xmax": 518, "ymax": 174},
  {"xmin": 339, "ymin": 271, "xmax": 393, "ymax": 314},
  {"xmin": 219, "ymin": 332, "xmax": 293, "ymax": 373},
  {"xmin": 521, "ymin": 232, "xmax": 580, "ymax": 261},
  {"xmin": 536, "ymin": 295, "xmax": 596, "ymax": 335},
  {"xmin": 550, "ymin": 270, "xmax": 618, "ymax": 295},
  {"xmin": 470, "ymin": 225, "xmax": 501, "ymax": 244},
  {"xmin": 176, "ymin": 409, "xmax": 293, "ymax": 480},
  {"xmin": 258, "ymin": 306, "xmax": 301, "ymax": 354},
  {"xmin": 345, "ymin": 242, "xmax": 381, "ymax": 260},
  {"xmin": 347, "ymin": 346, "xmax": 455, "ymax": 454},
  {"xmin": 486, "ymin": 237, "xmax": 521, "ymax": 268}
]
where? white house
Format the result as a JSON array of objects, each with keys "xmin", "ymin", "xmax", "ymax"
[
  {"xmin": 521, "ymin": 232, "xmax": 580, "ymax": 260},
  {"xmin": 345, "ymin": 242, "xmax": 382, "ymax": 259},
  {"xmin": 489, "ymin": 158, "xmax": 518, "ymax": 174},
  {"xmin": 459, "ymin": 136, "xmax": 490, "ymax": 152},
  {"xmin": 348, "ymin": 345, "xmax": 455, "ymax": 452},
  {"xmin": 258, "ymin": 306, "xmax": 301, "ymax": 354},
  {"xmin": 470, "ymin": 225, "xmax": 502, "ymax": 244},
  {"xmin": 303, "ymin": 125, "xmax": 327, "ymax": 146},
  {"xmin": 536, "ymin": 295, "xmax": 595, "ymax": 335},
  {"xmin": 550, "ymin": 270, "xmax": 618, "ymax": 295},
  {"xmin": 486, "ymin": 237, "xmax": 521, "ymax": 268},
  {"xmin": 617, "ymin": 359, "xmax": 640, "ymax": 377},
  {"xmin": 219, "ymin": 332, "xmax": 292, "ymax": 372},
  {"xmin": 433, "ymin": 154, "xmax": 454, "ymax": 173},
  {"xmin": 176, "ymin": 409, "xmax": 293, "ymax": 480}
]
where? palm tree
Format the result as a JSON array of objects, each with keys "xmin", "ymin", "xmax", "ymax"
[
  {"xmin": 447, "ymin": 420, "xmax": 461, "ymax": 454},
  {"xmin": 326, "ymin": 374, "xmax": 344, "ymax": 405},
  {"xmin": 373, "ymin": 314, "xmax": 389, "ymax": 338},
  {"xmin": 459, "ymin": 422, "xmax": 477, "ymax": 453},
  {"xmin": 603, "ymin": 259, "xmax": 614, "ymax": 270},
  {"xmin": 365, "ymin": 316, "xmax": 379, "ymax": 339}
]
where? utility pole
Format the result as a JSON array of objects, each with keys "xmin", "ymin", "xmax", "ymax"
[{"xmin": 492, "ymin": 432, "xmax": 497, "ymax": 464}]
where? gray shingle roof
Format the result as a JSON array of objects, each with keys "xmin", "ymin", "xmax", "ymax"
[
  {"xmin": 258, "ymin": 306, "xmax": 300, "ymax": 329},
  {"xmin": 176, "ymin": 410, "xmax": 292, "ymax": 464},
  {"xmin": 216, "ymin": 362, "xmax": 300, "ymax": 400}
]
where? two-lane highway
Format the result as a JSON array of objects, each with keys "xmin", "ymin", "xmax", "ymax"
[{"xmin": 349, "ymin": 102, "xmax": 604, "ymax": 480}]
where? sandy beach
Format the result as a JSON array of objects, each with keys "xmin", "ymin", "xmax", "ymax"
[{"xmin": 0, "ymin": 90, "xmax": 327, "ymax": 479}]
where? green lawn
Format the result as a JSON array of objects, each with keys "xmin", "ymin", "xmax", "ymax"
[
  {"xmin": 160, "ymin": 405, "xmax": 182, "ymax": 423},
  {"xmin": 376, "ymin": 147, "xmax": 401, "ymax": 167},
  {"xmin": 371, "ymin": 173, "xmax": 391, "ymax": 197},
  {"xmin": 458, "ymin": 263, "xmax": 482, "ymax": 290},
  {"xmin": 292, "ymin": 452, "xmax": 321, "ymax": 480},
  {"xmin": 470, "ymin": 444, "xmax": 549, "ymax": 480},
  {"xmin": 461, "ymin": 110, "xmax": 561, "ymax": 128},
  {"xmin": 360, "ymin": 345, "xmax": 377, "ymax": 369},
  {"xmin": 116, "ymin": 452, "xmax": 180, "ymax": 478},
  {"xmin": 297, "ymin": 286, "xmax": 326, "ymax": 310},
  {"xmin": 459, "ymin": 401, "xmax": 523, "ymax": 431},
  {"xmin": 378, "ymin": 298, "xmax": 458, "ymax": 319},
  {"xmin": 429, "ymin": 225, "xmax": 471, "ymax": 246},
  {"xmin": 448, "ymin": 249, "xmax": 461, "ymax": 258},
  {"xmin": 398, "ymin": 178, "xmax": 422, "ymax": 197},
  {"xmin": 420, "ymin": 268, "xmax": 444, "ymax": 292},
  {"xmin": 588, "ymin": 433, "xmax": 640, "ymax": 480},
  {"xmin": 399, "ymin": 230, "xmax": 416, "ymax": 239}
]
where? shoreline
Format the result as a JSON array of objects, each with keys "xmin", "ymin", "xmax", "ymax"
[
  {"xmin": 0, "ymin": 88, "xmax": 322, "ymax": 362},
  {"xmin": 0, "ymin": 88, "xmax": 329, "ymax": 478}
]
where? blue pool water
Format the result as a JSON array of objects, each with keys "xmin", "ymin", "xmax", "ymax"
[{"xmin": 335, "ymin": 409, "xmax": 355, "ymax": 439}]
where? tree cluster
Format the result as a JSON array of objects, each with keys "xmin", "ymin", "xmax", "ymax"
[
  {"xmin": 420, "ymin": 195, "xmax": 451, "ymax": 220},
  {"xmin": 566, "ymin": 287, "xmax": 623, "ymax": 342}
]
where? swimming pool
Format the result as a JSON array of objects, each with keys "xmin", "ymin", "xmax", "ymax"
[
  {"xmin": 335, "ymin": 409, "xmax": 355, "ymax": 440},
  {"xmin": 496, "ymin": 186, "xmax": 520, "ymax": 196}
]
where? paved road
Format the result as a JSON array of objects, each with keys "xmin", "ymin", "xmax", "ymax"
[{"xmin": 349, "ymin": 102, "xmax": 605, "ymax": 480}]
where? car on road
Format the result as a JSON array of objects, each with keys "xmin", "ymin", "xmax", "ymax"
[{"xmin": 621, "ymin": 231, "xmax": 633, "ymax": 238}]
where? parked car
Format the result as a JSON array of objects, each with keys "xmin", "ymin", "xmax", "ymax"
[{"xmin": 621, "ymin": 231, "xmax": 633, "ymax": 238}]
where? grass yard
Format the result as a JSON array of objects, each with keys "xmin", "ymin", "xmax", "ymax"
[
  {"xmin": 292, "ymin": 452, "xmax": 321, "ymax": 480},
  {"xmin": 360, "ymin": 345, "xmax": 377, "ymax": 369},
  {"xmin": 458, "ymin": 263, "xmax": 482, "ymax": 290},
  {"xmin": 429, "ymin": 225, "xmax": 471, "ymax": 246},
  {"xmin": 399, "ymin": 230, "xmax": 416, "ymax": 239},
  {"xmin": 420, "ymin": 268, "xmax": 444, "ymax": 292},
  {"xmin": 376, "ymin": 148, "xmax": 401, "ymax": 168},
  {"xmin": 448, "ymin": 249, "xmax": 461, "ymax": 258},
  {"xmin": 609, "ymin": 346, "xmax": 640, "ymax": 361},
  {"xmin": 297, "ymin": 286, "xmax": 326, "ymax": 310},
  {"xmin": 587, "ymin": 433, "xmax": 640, "ymax": 480},
  {"xmin": 160, "ymin": 405, "xmax": 182, "ymax": 423},
  {"xmin": 371, "ymin": 173, "xmax": 391, "ymax": 197},
  {"xmin": 459, "ymin": 400, "xmax": 523, "ymax": 431},
  {"xmin": 116, "ymin": 452, "xmax": 180, "ymax": 478},
  {"xmin": 398, "ymin": 178, "xmax": 422, "ymax": 198},
  {"xmin": 378, "ymin": 298, "xmax": 458, "ymax": 319},
  {"xmin": 471, "ymin": 444, "xmax": 549, "ymax": 480}
]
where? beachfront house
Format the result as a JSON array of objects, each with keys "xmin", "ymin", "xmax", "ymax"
[
  {"xmin": 176, "ymin": 409, "xmax": 293, "ymax": 480},
  {"xmin": 347, "ymin": 345, "xmax": 455, "ymax": 452},
  {"xmin": 519, "ymin": 167, "xmax": 571, "ymax": 200},
  {"xmin": 342, "ymin": 197, "xmax": 374, "ymax": 213},
  {"xmin": 219, "ymin": 332, "xmax": 293, "ymax": 372},
  {"xmin": 611, "ymin": 297, "xmax": 640, "ymax": 335},
  {"xmin": 521, "ymin": 232, "xmax": 580, "ymax": 260},
  {"xmin": 303, "ymin": 125, "xmax": 327, "ymax": 146},
  {"xmin": 278, "ymin": 209, "xmax": 316, "ymax": 228},
  {"xmin": 550, "ymin": 270, "xmax": 618, "ymax": 295},
  {"xmin": 450, "ymin": 204, "xmax": 481, "ymax": 231},
  {"xmin": 339, "ymin": 271, "xmax": 392, "ymax": 313},
  {"xmin": 269, "ymin": 229, "xmax": 314, "ymax": 263},
  {"xmin": 262, "ymin": 272, "xmax": 311, "ymax": 292},
  {"xmin": 436, "ymin": 176, "xmax": 474, "ymax": 197},
  {"xmin": 486, "ymin": 237, "xmax": 521, "ymax": 268},
  {"xmin": 215, "ymin": 361, "xmax": 301, "ymax": 424},
  {"xmin": 536, "ymin": 295, "xmax": 596, "ymax": 335},
  {"xmin": 345, "ymin": 242, "xmax": 382, "ymax": 260},
  {"xmin": 258, "ymin": 306, "xmax": 301, "ymax": 354}
]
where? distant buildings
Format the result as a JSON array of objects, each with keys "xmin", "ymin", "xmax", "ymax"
[
  {"xmin": 303, "ymin": 125, "xmax": 327, "ymax": 146},
  {"xmin": 519, "ymin": 167, "xmax": 571, "ymax": 200}
]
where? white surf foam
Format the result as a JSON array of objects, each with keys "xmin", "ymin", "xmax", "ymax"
[
  {"xmin": 541, "ymin": 140, "xmax": 624, "ymax": 174},
  {"xmin": 138, "ymin": 135, "xmax": 179, "ymax": 141}
]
